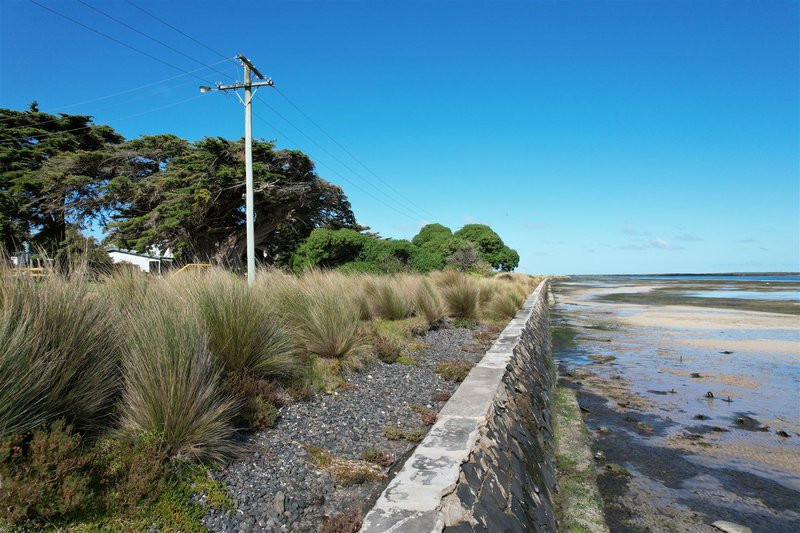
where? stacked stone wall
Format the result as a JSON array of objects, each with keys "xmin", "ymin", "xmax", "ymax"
[{"xmin": 361, "ymin": 279, "xmax": 555, "ymax": 533}]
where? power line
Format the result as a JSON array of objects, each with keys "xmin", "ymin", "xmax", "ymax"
[
  {"xmin": 124, "ymin": 0, "xmax": 230, "ymax": 61},
  {"xmin": 107, "ymin": 1, "xmax": 435, "ymax": 224},
  {"xmin": 76, "ymin": 0, "xmax": 232, "ymax": 81},
  {"xmin": 0, "ymin": 76, "xmax": 203, "ymax": 130},
  {"xmin": 32, "ymin": 0, "xmax": 430, "ymax": 225},
  {"xmin": 274, "ymin": 86, "xmax": 439, "ymax": 220},
  {"xmin": 252, "ymin": 110, "xmax": 422, "ymax": 223},
  {"xmin": 255, "ymin": 94, "xmax": 431, "ymax": 221},
  {"xmin": 0, "ymin": 95, "xmax": 204, "ymax": 144},
  {"xmin": 53, "ymin": 57, "xmax": 235, "ymax": 111},
  {"xmin": 29, "ymin": 0, "xmax": 217, "ymax": 87}
]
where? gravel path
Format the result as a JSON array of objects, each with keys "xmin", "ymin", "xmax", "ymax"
[{"xmin": 203, "ymin": 325, "xmax": 493, "ymax": 533}]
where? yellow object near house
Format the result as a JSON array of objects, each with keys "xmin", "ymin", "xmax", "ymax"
[
  {"xmin": 175, "ymin": 263, "xmax": 211, "ymax": 274},
  {"xmin": 12, "ymin": 267, "xmax": 47, "ymax": 278}
]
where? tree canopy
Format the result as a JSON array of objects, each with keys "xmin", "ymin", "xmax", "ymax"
[
  {"xmin": 105, "ymin": 135, "xmax": 356, "ymax": 265},
  {"xmin": 453, "ymin": 224, "xmax": 519, "ymax": 271},
  {"xmin": 292, "ymin": 222, "xmax": 519, "ymax": 274},
  {"xmin": 0, "ymin": 104, "xmax": 124, "ymax": 252},
  {"xmin": 0, "ymin": 106, "xmax": 357, "ymax": 265},
  {"xmin": 1, "ymin": 105, "xmax": 520, "ymax": 272}
]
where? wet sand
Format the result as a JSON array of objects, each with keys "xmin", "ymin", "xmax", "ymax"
[{"xmin": 552, "ymin": 277, "xmax": 800, "ymax": 532}]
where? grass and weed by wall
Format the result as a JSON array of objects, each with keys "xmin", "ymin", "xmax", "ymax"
[{"xmin": 0, "ymin": 264, "xmax": 540, "ymax": 529}]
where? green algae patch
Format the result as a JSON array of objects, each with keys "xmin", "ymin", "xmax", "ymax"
[{"xmin": 553, "ymin": 385, "xmax": 610, "ymax": 533}]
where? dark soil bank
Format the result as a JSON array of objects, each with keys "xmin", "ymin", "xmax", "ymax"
[
  {"xmin": 552, "ymin": 279, "xmax": 800, "ymax": 533},
  {"xmin": 203, "ymin": 326, "xmax": 491, "ymax": 532}
]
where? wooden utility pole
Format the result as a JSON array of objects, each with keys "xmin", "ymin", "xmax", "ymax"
[{"xmin": 199, "ymin": 54, "xmax": 273, "ymax": 286}]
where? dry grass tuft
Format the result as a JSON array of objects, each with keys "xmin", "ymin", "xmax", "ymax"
[
  {"xmin": 305, "ymin": 445, "xmax": 386, "ymax": 485},
  {"xmin": 435, "ymin": 360, "xmax": 475, "ymax": 382}
]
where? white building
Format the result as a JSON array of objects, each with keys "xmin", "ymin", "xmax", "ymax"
[{"xmin": 107, "ymin": 249, "xmax": 173, "ymax": 274}]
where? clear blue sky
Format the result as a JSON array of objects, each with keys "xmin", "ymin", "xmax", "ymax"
[{"xmin": 1, "ymin": 0, "xmax": 798, "ymax": 274}]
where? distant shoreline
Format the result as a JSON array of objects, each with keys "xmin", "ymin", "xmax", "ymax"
[{"xmin": 576, "ymin": 272, "xmax": 800, "ymax": 278}]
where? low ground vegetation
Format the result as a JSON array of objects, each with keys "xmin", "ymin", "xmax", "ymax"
[{"xmin": 0, "ymin": 263, "xmax": 540, "ymax": 529}]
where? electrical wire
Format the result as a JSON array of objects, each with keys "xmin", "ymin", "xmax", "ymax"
[
  {"xmin": 124, "ymin": 0, "xmax": 230, "ymax": 61},
  {"xmin": 255, "ymin": 94, "xmax": 431, "ymax": 221},
  {"xmin": 274, "ymin": 86, "xmax": 439, "ymax": 220},
  {"xmin": 28, "ymin": 0, "xmax": 431, "ymax": 224},
  {"xmin": 0, "ymin": 75, "xmax": 207, "ymax": 130},
  {"xmin": 110, "ymin": 2, "xmax": 436, "ymax": 223},
  {"xmin": 252, "ymin": 110, "xmax": 422, "ymax": 222},
  {"xmin": 29, "ymin": 0, "xmax": 217, "ymax": 86},
  {"xmin": 0, "ymin": 57, "xmax": 234, "ymax": 119},
  {"xmin": 0, "ymin": 95, "xmax": 204, "ymax": 143},
  {"xmin": 76, "ymin": 0, "xmax": 233, "ymax": 81}
]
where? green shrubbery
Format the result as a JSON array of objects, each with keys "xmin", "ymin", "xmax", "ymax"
[
  {"xmin": 0, "ymin": 262, "xmax": 540, "ymax": 529},
  {"xmin": 291, "ymin": 222, "xmax": 520, "ymax": 274}
]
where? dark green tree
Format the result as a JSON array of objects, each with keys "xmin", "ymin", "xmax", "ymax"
[
  {"xmin": 291, "ymin": 228, "xmax": 441, "ymax": 274},
  {"xmin": 411, "ymin": 223, "xmax": 452, "ymax": 247},
  {"xmin": 0, "ymin": 104, "xmax": 124, "ymax": 252},
  {"xmin": 453, "ymin": 224, "xmax": 519, "ymax": 271},
  {"xmin": 106, "ymin": 136, "xmax": 357, "ymax": 265}
]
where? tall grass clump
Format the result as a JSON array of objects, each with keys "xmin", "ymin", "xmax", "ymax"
[
  {"xmin": 0, "ymin": 271, "xmax": 119, "ymax": 438},
  {"xmin": 171, "ymin": 268, "xmax": 298, "ymax": 380},
  {"xmin": 271, "ymin": 270, "xmax": 367, "ymax": 365},
  {"xmin": 438, "ymin": 273, "xmax": 480, "ymax": 319},
  {"xmin": 366, "ymin": 276, "xmax": 417, "ymax": 320},
  {"xmin": 414, "ymin": 278, "xmax": 446, "ymax": 326},
  {"xmin": 487, "ymin": 287, "xmax": 525, "ymax": 319},
  {"xmin": 347, "ymin": 274, "xmax": 374, "ymax": 321},
  {"xmin": 119, "ymin": 292, "xmax": 238, "ymax": 463},
  {"xmin": 101, "ymin": 265, "xmax": 152, "ymax": 315}
]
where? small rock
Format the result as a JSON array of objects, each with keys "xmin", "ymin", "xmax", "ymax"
[
  {"xmin": 777, "ymin": 430, "xmax": 790, "ymax": 438},
  {"xmin": 690, "ymin": 372, "xmax": 702, "ymax": 378},
  {"xmin": 712, "ymin": 520, "xmax": 752, "ymax": 533},
  {"xmin": 719, "ymin": 350, "xmax": 734, "ymax": 355},
  {"xmin": 594, "ymin": 450, "xmax": 606, "ymax": 461},
  {"xmin": 272, "ymin": 491, "xmax": 285, "ymax": 514}
]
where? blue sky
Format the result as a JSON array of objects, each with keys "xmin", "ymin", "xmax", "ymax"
[{"xmin": 1, "ymin": 0, "xmax": 798, "ymax": 274}]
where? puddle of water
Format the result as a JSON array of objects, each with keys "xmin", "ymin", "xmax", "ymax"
[{"xmin": 685, "ymin": 290, "xmax": 800, "ymax": 301}]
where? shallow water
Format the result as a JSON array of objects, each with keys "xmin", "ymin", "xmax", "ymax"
[
  {"xmin": 685, "ymin": 290, "xmax": 800, "ymax": 301},
  {"xmin": 553, "ymin": 276, "xmax": 800, "ymax": 531}
]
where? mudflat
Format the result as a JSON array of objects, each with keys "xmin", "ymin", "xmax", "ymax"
[{"xmin": 552, "ymin": 276, "xmax": 800, "ymax": 532}]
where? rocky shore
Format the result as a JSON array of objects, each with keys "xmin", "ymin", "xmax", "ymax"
[{"xmin": 203, "ymin": 324, "xmax": 497, "ymax": 532}]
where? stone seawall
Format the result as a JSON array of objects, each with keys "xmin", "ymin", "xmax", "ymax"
[{"xmin": 361, "ymin": 279, "xmax": 556, "ymax": 532}]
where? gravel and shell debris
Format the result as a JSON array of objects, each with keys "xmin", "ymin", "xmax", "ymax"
[{"xmin": 203, "ymin": 325, "xmax": 490, "ymax": 532}]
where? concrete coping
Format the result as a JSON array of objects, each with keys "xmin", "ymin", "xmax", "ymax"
[{"xmin": 360, "ymin": 280, "xmax": 549, "ymax": 533}]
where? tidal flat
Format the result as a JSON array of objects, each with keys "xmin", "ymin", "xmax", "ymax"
[{"xmin": 552, "ymin": 275, "xmax": 800, "ymax": 532}]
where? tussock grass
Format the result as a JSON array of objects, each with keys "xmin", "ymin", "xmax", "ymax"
[
  {"xmin": 119, "ymin": 293, "xmax": 238, "ymax": 463},
  {"xmin": 101, "ymin": 267, "xmax": 152, "ymax": 315},
  {"xmin": 0, "ymin": 271, "xmax": 119, "ymax": 438},
  {"xmin": 487, "ymin": 287, "xmax": 526, "ymax": 319},
  {"xmin": 365, "ymin": 276, "xmax": 416, "ymax": 320},
  {"xmin": 269, "ymin": 270, "xmax": 369, "ymax": 363},
  {"xmin": 170, "ymin": 268, "xmax": 298, "ymax": 380},
  {"xmin": 414, "ymin": 278, "xmax": 446, "ymax": 326},
  {"xmin": 441, "ymin": 275, "xmax": 480, "ymax": 319}
]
